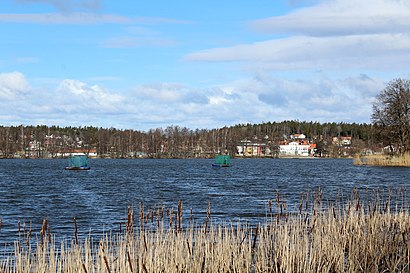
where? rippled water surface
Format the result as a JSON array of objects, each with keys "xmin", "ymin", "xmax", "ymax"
[{"xmin": 0, "ymin": 158, "xmax": 409, "ymax": 244}]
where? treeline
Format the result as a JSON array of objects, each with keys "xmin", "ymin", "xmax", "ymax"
[{"xmin": 0, "ymin": 121, "xmax": 378, "ymax": 158}]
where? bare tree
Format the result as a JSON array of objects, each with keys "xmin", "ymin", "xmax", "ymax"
[{"xmin": 372, "ymin": 78, "xmax": 410, "ymax": 154}]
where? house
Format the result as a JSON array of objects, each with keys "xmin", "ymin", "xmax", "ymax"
[
  {"xmin": 56, "ymin": 148, "xmax": 98, "ymax": 158},
  {"xmin": 236, "ymin": 139, "xmax": 271, "ymax": 157},
  {"xmin": 278, "ymin": 133, "xmax": 316, "ymax": 157},
  {"xmin": 291, "ymin": 134, "xmax": 306, "ymax": 140},
  {"xmin": 332, "ymin": 136, "xmax": 352, "ymax": 146},
  {"xmin": 279, "ymin": 141, "xmax": 311, "ymax": 157}
]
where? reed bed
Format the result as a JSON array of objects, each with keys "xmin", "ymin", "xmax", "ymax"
[
  {"xmin": 1, "ymin": 195, "xmax": 409, "ymax": 273},
  {"xmin": 354, "ymin": 153, "xmax": 410, "ymax": 167}
]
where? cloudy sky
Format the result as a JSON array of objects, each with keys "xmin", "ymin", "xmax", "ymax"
[{"xmin": 1, "ymin": 0, "xmax": 409, "ymax": 131}]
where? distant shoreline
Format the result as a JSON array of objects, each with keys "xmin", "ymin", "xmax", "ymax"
[{"xmin": 0, "ymin": 156, "xmax": 353, "ymax": 160}]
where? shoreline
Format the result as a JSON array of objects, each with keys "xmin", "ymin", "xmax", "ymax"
[{"xmin": 0, "ymin": 155, "xmax": 353, "ymax": 160}]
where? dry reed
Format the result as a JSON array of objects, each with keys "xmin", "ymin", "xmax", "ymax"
[
  {"xmin": 354, "ymin": 153, "xmax": 410, "ymax": 167},
  {"xmin": 1, "ymin": 197, "xmax": 409, "ymax": 273}
]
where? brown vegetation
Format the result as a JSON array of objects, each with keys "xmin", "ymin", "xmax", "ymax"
[
  {"xmin": 354, "ymin": 153, "xmax": 410, "ymax": 167},
  {"xmin": 1, "ymin": 197, "xmax": 409, "ymax": 273}
]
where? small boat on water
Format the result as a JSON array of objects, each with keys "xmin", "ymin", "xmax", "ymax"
[
  {"xmin": 212, "ymin": 154, "xmax": 231, "ymax": 167},
  {"xmin": 65, "ymin": 154, "xmax": 90, "ymax": 170}
]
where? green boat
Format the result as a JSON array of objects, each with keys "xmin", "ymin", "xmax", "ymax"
[
  {"xmin": 212, "ymin": 154, "xmax": 231, "ymax": 167},
  {"xmin": 65, "ymin": 154, "xmax": 90, "ymax": 170}
]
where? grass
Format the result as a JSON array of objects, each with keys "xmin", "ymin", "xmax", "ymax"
[
  {"xmin": 354, "ymin": 153, "xmax": 410, "ymax": 167},
  {"xmin": 1, "ymin": 194, "xmax": 409, "ymax": 273}
]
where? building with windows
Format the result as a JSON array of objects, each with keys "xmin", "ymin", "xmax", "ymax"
[
  {"xmin": 279, "ymin": 141, "xmax": 311, "ymax": 156},
  {"xmin": 236, "ymin": 139, "xmax": 271, "ymax": 157}
]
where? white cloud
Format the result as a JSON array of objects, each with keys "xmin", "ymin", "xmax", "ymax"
[
  {"xmin": 0, "ymin": 74, "xmax": 129, "ymax": 127},
  {"xmin": 185, "ymin": 33, "xmax": 410, "ymax": 71},
  {"xmin": 216, "ymin": 73, "xmax": 384, "ymax": 125},
  {"xmin": 185, "ymin": 0, "xmax": 410, "ymax": 72},
  {"xmin": 135, "ymin": 83, "xmax": 184, "ymax": 103},
  {"xmin": 131, "ymin": 75, "xmax": 377, "ymax": 130},
  {"xmin": 133, "ymin": 83, "xmax": 207, "ymax": 104},
  {"xmin": 341, "ymin": 74, "xmax": 385, "ymax": 99},
  {"xmin": 0, "ymin": 12, "xmax": 191, "ymax": 25},
  {"xmin": 127, "ymin": 83, "xmax": 243, "ymax": 129},
  {"xmin": 0, "ymin": 71, "xmax": 385, "ymax": 130},
  {"xmin": 259, "ymin": 75, "xmax": 384, "ymax": 122},
  {"xmin": 0, "ymin": 13, "xmax": 132, "ymax": 24},
  {"xmin": 0, "ymin": 71, "xmax": 29, "ymax": 100},
  {"xmin": 251, "ymin": 0, "xmax": 410, "ymax": 36},
  {"xmin": 15, "ymin": 0, "xmax": 101, "ymax": 12},
  {"xmin": 56, "ymin": 79, "xmax": 124, "ymax": 113}
]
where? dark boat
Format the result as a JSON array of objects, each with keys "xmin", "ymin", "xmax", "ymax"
[
  {"xmin": 65, "ymin": 154, "xmax": 90, "ymax": 170},
  {"xmin": 212, "ymin": 154, "xmax": 231, "ymax": 167}
]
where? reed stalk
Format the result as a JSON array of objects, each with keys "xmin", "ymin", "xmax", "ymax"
[
  {"xmin": 354, "ymin": 152, "xmax": 410, "ymax": 166},
  {"xmin": 1, "ymin": 197, "xmax": 409, "ymax": 273}
]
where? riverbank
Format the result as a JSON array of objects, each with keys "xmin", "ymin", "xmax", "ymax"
[
  {"xmin": 354, "ymin": 153, "xmax": 410, "ymax": 167},
  {"xmin": 1, "ymin": 198, "xmax": 409, "ymax": 273}
]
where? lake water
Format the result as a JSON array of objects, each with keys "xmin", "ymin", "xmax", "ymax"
[{"xmin": 0, "ymin": 158, "xmax": 409, "ymax": 246}]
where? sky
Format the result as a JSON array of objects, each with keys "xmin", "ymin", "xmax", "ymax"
[{"xmin": 1, "ymin": 0, "xmax": 409, "ymax": 131}]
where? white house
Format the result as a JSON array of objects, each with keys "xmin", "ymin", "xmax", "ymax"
[
  {"xmin": 291, "ymin": 134, "xmax": 306, "ymax": 140},
  {"xmin": 332, "ymin": 136, "xmax": 352, "ymax": 146},
  {"xmin": 279, "ymin": 141, "xmax": 310, "ymax": 157}
]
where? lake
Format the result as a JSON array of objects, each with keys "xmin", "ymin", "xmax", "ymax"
[{"xmin": 0, "ymin": 158, "xmax": 409, "ymax": 246}]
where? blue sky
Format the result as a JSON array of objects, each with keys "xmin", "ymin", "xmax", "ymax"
[{"xmin": 1, "ymin": 0, "xmax": 409, "ymax": 131}]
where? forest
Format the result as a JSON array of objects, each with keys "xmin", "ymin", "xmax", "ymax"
[{"xmin": 0, "ymin": 120, "xmax": 378, "ymax": 159}]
